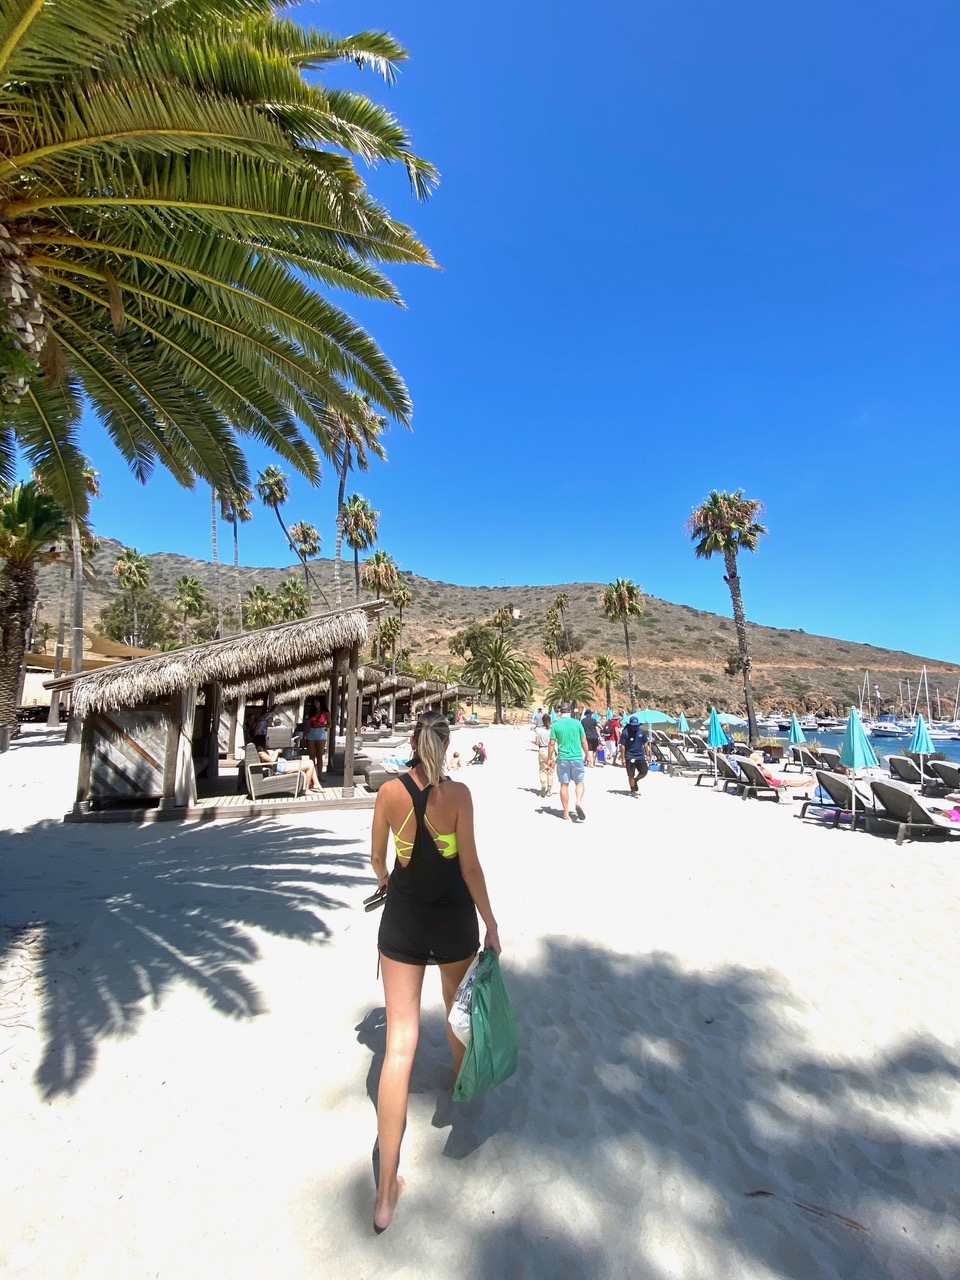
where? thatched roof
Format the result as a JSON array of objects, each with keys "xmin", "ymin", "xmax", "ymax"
[{"xmin": 47, "ymin": 605, "xmax": 382, "ymax": 716}]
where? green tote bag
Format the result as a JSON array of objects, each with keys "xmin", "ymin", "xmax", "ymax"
[{"xmin": 453, "ymin": 949, "xmax": 518, "ymax": 1102}]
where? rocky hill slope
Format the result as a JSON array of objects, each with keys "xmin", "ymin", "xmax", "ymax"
[{"xmin": 35, "ymin": 539, "xmax": 960, "ymax": 715}]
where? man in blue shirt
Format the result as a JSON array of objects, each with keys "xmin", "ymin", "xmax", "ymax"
[{"xmin": 619, "ymin": 715, "xmax": 652, "ymax": 797}]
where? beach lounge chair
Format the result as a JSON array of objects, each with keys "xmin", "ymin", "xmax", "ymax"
[
  {"xmin": 869, "ymin": 779, "xmax": 960, "ymax": 846},
  {"xmin": 783, "ymin": 745, "xmax": 820, "ymax": 774},
  {"xmin": 887, "ymin": 755, "xmax": 923, "ymax": 787},
  {"xmin": 686, "ymin": 734, "xmax": 710, "ymax": 754},
  {"xmin": 928, "ymin": 759, "xmax": 960, "ymax": 792},
  {"xmin": 243, "ymin": 743, "xmax": 304, "ymax": 800},
  {"xmin": 649, "ymin": 741, "xmax": 674, "ymax": 773},
  {"xmin": 730, "ymin": 756, "xmax": 786, "ymax": 802},
  {"xmin": 664, "ymin": 741, "xmax": 713, "ymax": 776},
  {"xmin": 817, "ymin": 748, "xmax": 842, "ymax": 772},
  {"xmin": 696, "ymin": 750, "xmax": 744, "ymax": 791},
  {"xmin": 798, "ymin": 771, "xmax": 875, "ymax": 830}
]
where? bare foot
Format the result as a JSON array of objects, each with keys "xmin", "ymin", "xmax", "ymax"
[{"xmin": 374, "ymin": 1176, "xmax": 404, "ymax": 1233}]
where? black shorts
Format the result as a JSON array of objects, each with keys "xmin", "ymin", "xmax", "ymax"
[
  {"xmin": 378, "ymin": 892, "xmax": 479, "ymax": 966},
  {"xmin": 626, "ymin": 757, "xmax": 648, "ymax": 784}
]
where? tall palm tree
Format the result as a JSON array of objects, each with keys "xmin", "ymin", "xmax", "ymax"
[
  {"xmin": 66, "ymin": 463, "xmax": 99, "ymax": 679},
  {"xmin": 289, "ymin": 520, "xmax": 321, "ymax": 604},
  {"xmin": 112, "ymin": 547, "xmax": 149, "ymax": 646},
  {"xmin": 210, "ymin": 486, "xmax": 223, "ymax": 639},
  {"xmin": 255, "ymin": 467, "xmax": 326, "ymax": 606},
  {"xmin": 329, "ymin": 396, "xmax": 387, "ymax": 607},
  {"xmin": 0, "ymin": 5, "xmax": 436, "ymax": 514},
  {"xmin": 599, "ymin": 578, "xmax": 644, "ymax": 707},
  {"xmin": 275, "ymin": 577, "xmax": 309, "ymax": 621},
  {"xmin": 0, "ymin": 481, "xmax": 68, "ymax": 732},
  {"xmin": 220, "ymin": 484, "xmax": 252, "ymax": 633},
  {"xmin": 493, "ymin": 606, "xmax": 512, "ymax": 636},
  {"xmin": 542, "ymin": 633, "xmax": 560, "ymax": 676},
  {"xmin": 390, "ymin": 579, "xmax": 413, "ymax": 674},
  {"xmin": 593, "ymin": 655, "xmax": 620, "ymax": 711},
  {"xmin": 462, "ymin": 636, "xmax": 534, "ymax": 725},
  {"xmin": 341, "ymin": 494, "xmax": 379, "ymax": 598},
  {"xmin": 546, "ymin": 662, "xmax": 595, "ymax": 710},
  {"xmin": 173, "ymin": 575, "xmax": 207, "ymax": 645},
  {"xmin": 687, "ymin": 489, "xmax": 768, "ymax": 745},
  {"xmin": 243, "ymin": 584, "xmax": 277, "ymax": 630},
  {"xmin": 553, "ymin": 592, "xmax": 571, "ymax": 657}
]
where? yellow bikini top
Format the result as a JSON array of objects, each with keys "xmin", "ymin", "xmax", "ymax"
[{"xmin": 394, "ymin": 805, "xmax": 459, "ymax": 862}]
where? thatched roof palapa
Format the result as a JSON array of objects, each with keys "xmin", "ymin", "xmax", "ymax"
[{"xmin": 53, "ymin": 605, "xmax": 381, "ymax": 716}]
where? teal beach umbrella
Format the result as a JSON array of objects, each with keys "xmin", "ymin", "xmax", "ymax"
[
  {"xmin": 631, "ymin": 708, "xmax": 676, "ymax": 725},
  {"xmin": 788, "ymin": 713, "xmax": 806, "ymax": 746},
  {"xmin": 677, "ymin": 712, "xmax": 690, "ymax": 733},
  {"xmin": 908, "ymin": 714, "xmax": 934, "ymax": 787},
  {"xmin": 839, "ymin": 708, "xmax": 879, "ymax": 828}
]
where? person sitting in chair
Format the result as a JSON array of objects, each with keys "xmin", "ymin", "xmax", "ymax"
[{"xmin": 257, "ymin": 745, "xmax": 322, "ymax": 793}]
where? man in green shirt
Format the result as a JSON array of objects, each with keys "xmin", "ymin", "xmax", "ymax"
[{"xmin": 548, "ymin": 701, "xmax": 588, "ymax": 822}]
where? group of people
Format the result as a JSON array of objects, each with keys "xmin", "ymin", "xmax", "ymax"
[{"xmin": 531, "ymin": 704, "xmax": 656, "ymax": 815}]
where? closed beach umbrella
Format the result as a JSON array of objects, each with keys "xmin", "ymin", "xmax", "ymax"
[
  {"xmin": 677, "ymin": 711, "xmax": 690, "ymax": 733},
  {"xmin": 908, "ymin": 714, "xmax": 934, "ymax": 788},
  {"xmin": 706, "ymin": 706, "xmax": 726, "ymax": 783},
  {"xmin": 839, "ymin": 707, "xmax": 879, "ymax": 828},
  {"xmin": 788, "ymin": 713, "xmax": 807, "ymax": 746}
]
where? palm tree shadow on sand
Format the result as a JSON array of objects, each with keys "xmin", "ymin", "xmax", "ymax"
[
  {"xmin": 356, "ymin": 939, "xmax": 960, "ymax": 1280},
  {"xmin": 0, "ymin": 817, "xmax": 368, "ymax": 1099}
]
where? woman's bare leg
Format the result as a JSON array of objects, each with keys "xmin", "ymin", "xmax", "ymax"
[
  {"xmin": 375, "ymin": 957, "xmax": 425, "ymax": 1231},
  {"xmin": 440, "ymin": 955, "xmax": 476, "ymax": 1077}
]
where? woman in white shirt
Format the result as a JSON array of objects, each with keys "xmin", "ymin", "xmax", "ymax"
[{"xmin": 534, "ymin": 713, "xmax": 554, "ymax": 798}]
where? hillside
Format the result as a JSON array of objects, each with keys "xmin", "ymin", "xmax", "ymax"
[{"xmin": 34, "ymin": 539, "xmax": 960, "ymax": 716}]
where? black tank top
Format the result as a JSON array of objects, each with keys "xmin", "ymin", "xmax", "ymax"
[{"xmin": 389, "ymin": 773, "xmax": 473, "ymax": 908}]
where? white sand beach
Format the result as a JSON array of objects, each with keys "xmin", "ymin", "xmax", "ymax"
[{"xmin": 2, "ymin": 724, "xmax": 959, "ymax": 1279}]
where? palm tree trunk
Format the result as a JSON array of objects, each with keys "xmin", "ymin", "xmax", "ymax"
[
  {"xmin": 622, "ymin": 618, "xmax": 635, "ymax": 706},
  {"xmin": 69, "ymin": 518, "xmax": 85, "ymax": 678},
  {"xmin": 724, "ymin": 548, "xmax": 759, "ymax": 745},
  {"xmin": 233, "ymin": 515, "xmax": 243, "ymax": 633},
  {"xmin": 211, "ymin": 486, "xmax": 222, "ymax": 638},
  {"xmin": 49, "ymin": 554, "xmax": 67, "ymax": 726},
  {"xmin": 333, "ymin": 452, "xmax": 348, "ymax": 609},
  {"xmin": 131, "ymin": 590, "xmax": 139, "ymax": 646},
  {"xmin": 353, "ymin": 546, "xmax": 361, "ymax": 599},
  {"xmin": 494, "ymin": 678, "xmax": 503, "ymax": 725},
  {"xmin": 0, "ymin": 562, "xmax": 37, "ymax": 734}
]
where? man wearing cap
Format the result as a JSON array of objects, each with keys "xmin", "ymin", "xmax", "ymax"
[
  {"xmin": 548, "ymin": 701, "xmax": 588, "ymax": 821},
  {"xmin": 619, "ymin": 716, "xmax": 652, "ymax": 797}
]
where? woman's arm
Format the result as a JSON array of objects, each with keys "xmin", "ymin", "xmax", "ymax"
[
  {"xmin": 370, "ymin": 788, "xmax": 392, "ymax": 892},
  {"xmin": 453, "ymin": 785, "xmax": 500, "ymax": 953}
]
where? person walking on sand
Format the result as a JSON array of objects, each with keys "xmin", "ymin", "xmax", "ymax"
[
  {"xmin": 581, "ymin": 707, "xmax": 600, "ymax": 766},
  {"xmin": 619, "ymin": 715, "xmax": 652, "ymax": 797},
  {"xmin": 533, "ymin": 712, "xmax": 555, "ymax": 798},
  {"xmin": 548, "ymin": 701, "xmax": 588, "ymax": 821},
  {"xmin": 369, "ymin": 711, "xmax": 500, "ymax": 1233}
]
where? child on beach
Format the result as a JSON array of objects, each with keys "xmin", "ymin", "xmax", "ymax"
[{"xmin": 470, "ymin": 742, "xmax": 487, "ymax": 765}]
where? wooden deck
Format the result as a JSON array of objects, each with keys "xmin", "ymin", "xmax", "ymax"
[{"xmin": 64, "ymin": 783, "xmax": 376, "ymax": 824}]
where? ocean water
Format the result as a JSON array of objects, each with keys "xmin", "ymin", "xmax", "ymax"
[{"xmin": 763, "ymin": 728, "xmax": 960, "ymax": 768}]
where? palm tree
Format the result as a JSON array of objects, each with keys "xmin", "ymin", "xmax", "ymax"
[
  {"xmin": 329, "ymin": 396, "xmax": 387, "ymax": 607},
  {"xmin": 243, "ymin": 585, "xmax": 277, "ymax": 630},
  {"xmin": 546, "ymin": 662, "xmax": 595, "ymax": 710},
  {"xmin": 173, "ymin": 576, "xmax": 207, "ymax": 645},
  {"xmin": 593, "ymin": 655, "xmax": 620, "ymax": 711},
  {"xmin": 542, "ymin": 633, "xmax": 560, "ymax": 676},
  {"xmin": 390, "ymin": 580, "xmax": 413, "ymax": 674},
  {"xmin": 275, "ymin": 578, "xmax": 310, "ymax": 621},
  {"xmin": 289, "ymin": 521, "xmax": 321, "ymax": 604},
  {"xmin": 112, "ymin": 547, "xmax": 149, "ymax": 646},
  {"xmin": 68, "ymin": 463, "xmax": 99, "ymax": 679},
  {"xmin": 210, "ymin": 486, "xmax": 223, "ymax": 638},
  {"xmin": 553, "ymin": 592, "xmax": 571, "ymax": 656},
  {"xmin": 462, "ymin": 636, "xmax": 534, "ymax": 725},
  {"xmin": 342, "ymin": 494, "xmax": 379, "ymax": 598},
  {"xmin": 687, "ymin": 489, "xmax": 768, "ymax": 745},
  {"xmin": 220, "ymin": 485, "xmax": 252, "ymax": 633},
  {"xmin": 255, "ymin": 469, "xmax": 326, "ymax": 606},
  {"xmin": 380, "ymin": 614, "xmax": 402, "ymax": 667},
  {"xmin": 599, "ymin": 578, "xmax": 644, "ymax": 707},
  {"xmin": 361, "ymin": 548, "xmax": 399, "ymax": 656},
  {"xmin": 0, "ymin": 482, "xmax": 69, "ymax": 733},
  {"xmin": 493, "ymin": 606, "xmax": 512, "ymax": 636},
  {"xmin": 0, "ymin": 6, "xmax": 436, "ymax": 514}
]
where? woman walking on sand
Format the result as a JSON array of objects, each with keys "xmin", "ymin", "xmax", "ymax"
[
  {"xmin": 369, "ymin": 711, "xmax": 500, "ymax": 1232},
  {"xmin": 534, "ymin": 712, "xmax": 554, "ymax": 797}
]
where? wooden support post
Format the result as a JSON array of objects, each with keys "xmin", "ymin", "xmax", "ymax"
[
  {"xmin": 327, "ymin": 649, "xmax": 343, "ymax": 774},
  {"xmin": 208, "ymin": 682, "xmax": 222, "ymax": 782},
  {"xmin": 343, "ymin": 643, "xmax": 359, "ymax": 796},
  {"xmin": 161, "ymin": 685, "xmax": 197, "ymax": 810},
  {"xmin": 72, "ymin": 713, "xmax": 95, "ymax": 814}
]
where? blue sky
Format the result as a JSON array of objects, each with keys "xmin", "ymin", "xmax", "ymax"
[{"xmin": 76, "ymin": 1, "xmax": 959, "ymax": 662}]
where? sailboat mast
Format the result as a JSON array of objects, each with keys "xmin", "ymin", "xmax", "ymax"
[{"xmin": 923, "ymin": 666, "xmax": 932, "ymax": 721}]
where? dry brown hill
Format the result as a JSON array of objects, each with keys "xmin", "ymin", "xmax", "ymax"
[{"xmin": 35, "ymin": 539, "xmax": 960, "ymax": 716}]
